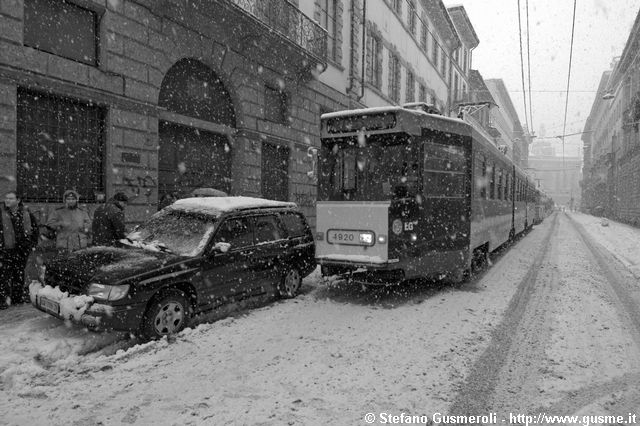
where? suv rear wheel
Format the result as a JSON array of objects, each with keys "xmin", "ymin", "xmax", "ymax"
[
  {"xmin": 141, "ymin": 289, "xmax": 190, "ymax": 339},
  {"xmin": 278, "ymin": 268, "xmax": 301, "ymax": 298}
]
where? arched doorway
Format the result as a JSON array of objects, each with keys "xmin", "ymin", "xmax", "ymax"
[{"xmin": 158, "ymin": 58, "xmax": 236, "ymax": 200}]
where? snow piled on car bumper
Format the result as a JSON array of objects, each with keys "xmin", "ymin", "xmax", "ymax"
[{"xmin": 29, "ymin": 281, "xmax": 95, "ymax": 321}]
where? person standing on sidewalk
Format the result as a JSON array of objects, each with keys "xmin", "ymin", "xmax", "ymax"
[
  {"xmin": 46, "ymin": 189, "xmax": 91, "ymax": 253},
  {"xmin": 92, "ymin": 192, "xmax": 128, "ymax": 246},
  {"xmin": 0, "ymin": 191, "xmax": 39, "ymax": 308}
]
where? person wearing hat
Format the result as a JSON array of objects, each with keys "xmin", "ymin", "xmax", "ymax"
[
  {"xmin": 91, "ymin": 192, "xmax": 128, "ymax": 246},
  {"xmin": 46, "ymin": 189, "xmax": 91, "ymax": 253}
]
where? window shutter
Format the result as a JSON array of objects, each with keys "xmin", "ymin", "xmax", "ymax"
[
  {"xmin": 366, "ymin": 32, "xmax": 373, "ymax": 83},
  {"xmin": 388, "ymin": 50, "xmax": 394, "ymax": 97}
]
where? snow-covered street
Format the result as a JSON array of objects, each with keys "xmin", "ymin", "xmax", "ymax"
[{"xmin": 2, "ymin": 211, "xmax": 640, "ymax": 425}]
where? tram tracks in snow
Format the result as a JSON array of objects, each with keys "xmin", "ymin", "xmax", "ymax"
[{"xmin": 447, "ymin": 212, "xmax": 640, "ymax": 419}]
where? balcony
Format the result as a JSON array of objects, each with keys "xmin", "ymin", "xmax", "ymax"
[{"xmin": 226, "ymin": 0, "xmax": 328, "ymax": 74}]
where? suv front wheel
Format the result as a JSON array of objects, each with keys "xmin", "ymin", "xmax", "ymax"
[
  {"xmin": 278, "ymin": 268, "xmax": 301, "ymax": 298},
  {"xmin": 141, "ymin": 289, "xmax": 190, "ymax": 339}
]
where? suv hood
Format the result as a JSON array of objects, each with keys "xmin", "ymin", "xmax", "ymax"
[{"xmin": 44, "ymin": 246, "xmax": 184, "ymax": 292}]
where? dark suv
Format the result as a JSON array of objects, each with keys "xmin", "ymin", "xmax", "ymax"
[{"xmin": 31, "ymin": 197, "xmax": 316, "ymax": 339}]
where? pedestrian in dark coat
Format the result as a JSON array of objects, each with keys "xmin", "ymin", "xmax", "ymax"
[
  {"xmin": 0, "ymin": 191, "xmax": 39, "ymax": 308},
  {"xmin": 158, "ymin": 192, "xmax": 178, "ymax": 211},
  {"xmin": 91, "ymin": 192, "xmax": 128, "ymax": 246}
]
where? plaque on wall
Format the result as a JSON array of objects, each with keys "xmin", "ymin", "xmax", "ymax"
[{"xmin": 122, "ymin": 152, "xmax": 141, "ymax": 163}]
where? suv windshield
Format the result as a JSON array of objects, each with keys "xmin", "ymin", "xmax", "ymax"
[{"xmin": 126, "ymin": 210, "xmax": 216, "ymax": 257}]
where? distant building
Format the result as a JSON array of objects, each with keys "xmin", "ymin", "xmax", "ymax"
[
  {"xmin": 446, "ymin": 5, "xmax": 479, "ymax": 110},
  {"xmin": 458, "ymin": 69, "xmax": 501, "ymax": 144},
  {"xmin": 484, "ymin": 79, "xmax": 528, "ymax": 168},
  {"xmin": 528, "ymin": 141, "xmax": 581, "ymax": 208},
  {"xmin": 583, "ymin": 7, "xmax": 640, "ymax": 222}
]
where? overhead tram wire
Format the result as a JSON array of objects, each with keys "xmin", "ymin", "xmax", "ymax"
[
  {"xmin": 561, "ymin": 0, "xmax": 578, "ymax": 174},
  {"xmin": 517, "ymin": 0, "xmax": 530, "ymax": 137},
  {"xmin": 526, "ymin": 0, "xmax": 534, "ymax": 133}
]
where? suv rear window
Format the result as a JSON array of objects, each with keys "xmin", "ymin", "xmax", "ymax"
[
  {"xmin": 280, "ymin": 212, "xmax": 308, "ymax": 238},
  {"xmin": 216, "ymin": 218, "xmax": 253, "ymax": 248},
  {"xmin": 253, "ymin": 215, "xmax": 282, "ymax": 243}
]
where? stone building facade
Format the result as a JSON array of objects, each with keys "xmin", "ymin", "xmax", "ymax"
[
  {"xmin": 0, "ymin": 0, "xmax": 470, "ymax": 229},
  {"xmin": 582, "ymin": 8, "xmax": 640, "ymax": 223}
]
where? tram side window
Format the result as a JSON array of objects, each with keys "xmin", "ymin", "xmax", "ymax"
[
  {"xmin": 519, "ymin": 181, "xmax": 523, "ymax": 202},
  {"xmin": 504, "ymin": 173, "xmax": 509, "ymax": 201},
  {"xmin": 423, "ymin": 142, "xmax": 467, "ymax": 198},
  {"xmin": 481, "ymin": 156, "xmax": 487, "ymax": 199},
  {"xmin": 489, "ymin": 163, "xmax": 495, "ymax": 199},
  {"xmin": 474, "ymin": 153, "xmax": 487, "ymax": 200},
  {"xmin": 497, "ymin": 169, "xmax": 503, "ymax": 200}
]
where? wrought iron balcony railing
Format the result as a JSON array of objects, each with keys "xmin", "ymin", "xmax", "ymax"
[{"xmin": 229, "ymin": 0, "xmax": 328, "ymax": 61}]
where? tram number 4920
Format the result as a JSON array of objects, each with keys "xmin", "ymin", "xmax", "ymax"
[
  {"xmin": 327, "ymin": 230, "xmax": 360, "ymax": 244},
  {"xmin": 331, "ymin": 232, "xmax": 355, "ymax": 242}
]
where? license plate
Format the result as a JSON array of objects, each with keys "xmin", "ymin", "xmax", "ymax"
[
  {"xmin": 38, "ymin": 296, "xmax": 60, "ymax": 316},
  {"xmin": 327, "ymin": 229, "xmax": 372, "ymax": 246}
]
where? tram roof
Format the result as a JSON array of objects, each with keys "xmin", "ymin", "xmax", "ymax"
[
  {"xmin": 321, "ymin": 106, "xmax": 469, "ymax": 137},
  {"xmin": 321, "ymin": 107, "xmax": 534, "ymax": 182},
  {"xmin": 321, "ymin": 106, "xmax": 465, "ymax": 126}
]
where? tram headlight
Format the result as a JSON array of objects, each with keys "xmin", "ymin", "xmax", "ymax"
[
  {"xmin": 359, "ymin": 232, "xmax": 374, "ymax": 245},
  {"xmin": 377, "ymin": 234, "xmax": 387, "ymax": 244}
]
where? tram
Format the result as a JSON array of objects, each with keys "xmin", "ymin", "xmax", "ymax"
[{"xmin": 315, "ymin": 104, "xmax": 537, "ymax": 284}]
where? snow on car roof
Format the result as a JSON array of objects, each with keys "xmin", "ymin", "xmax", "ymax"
[{"xmin": 169, "ymin": 196, "xmax": 297, "ymax": 216}]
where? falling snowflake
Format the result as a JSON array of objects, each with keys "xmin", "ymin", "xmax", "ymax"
[{"xmin": 177, "ymin": 162, "xmax": 187, "ymax": 174}]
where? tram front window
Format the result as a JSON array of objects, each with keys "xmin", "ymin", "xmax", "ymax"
[{"xmin": 318, "ymin": 134, "xmax": 422, "ymax": 201}]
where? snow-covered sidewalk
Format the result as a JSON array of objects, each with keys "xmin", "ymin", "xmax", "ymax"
[{"xmin": 568, "ymin": 211, "xmax": 640, "ymax": 278}]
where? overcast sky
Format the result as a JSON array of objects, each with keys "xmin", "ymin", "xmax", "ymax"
[{"xmin": 444, "ymin": 0, "xmax": 639, "ymax": 157}]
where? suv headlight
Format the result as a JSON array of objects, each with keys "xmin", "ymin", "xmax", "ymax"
[{"xmin": 87, "ymin": 283, "xmax": 130, "ymax": 301}]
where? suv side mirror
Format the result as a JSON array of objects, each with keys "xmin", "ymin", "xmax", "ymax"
[{"xmin": 213, "ymin": 242, "xmax": 231, "ymax": 253}]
